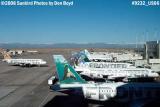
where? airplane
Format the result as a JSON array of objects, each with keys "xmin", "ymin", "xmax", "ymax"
[
  {"xmin": 75, "ymin": 63, "xmax": 159, "ymax": 81},
  {"xmin": 78, "ymin": 49, "xmax": 113, "ymax": 62},
  {"xmin": 48, "ymin": 55, "xmax": 160, "ymax": 106},
  {"xmin": 1, "ymin": 52, "xmax": 47, "ymax": 67},
  {"xmin": 71, "ymin": 49, "xmax": 113, "ymax": 64},
  {"xmin": 71, "ymin": 51, "xmax": 159, "ymax": 81},
  {"xmin": 73, "ymin": 49, "xmax": 143, "ymax": 62}
]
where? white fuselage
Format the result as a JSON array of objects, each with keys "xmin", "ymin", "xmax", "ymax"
[
  {"xmin": 5, "ymin": 58, "xmax": 47, "ymax": 66},
  {"xmin": 60, "ymin": 82, "xmax": 120, "ymax": 101},
  {"xmin": 49, "ymin": 77, "xmax": 160, "ymax": 101},
  {"xmin": 87, "ymin": 54, "xmax": 113, "ymax": 61},
  {"xmin": 75, "ymin": 62, "xmax": 134, "ymax": 69},
  {"xmin": 82, "ymin": 50, "xmax": 113, "ymax": 61},
  {"xmin": 75, "ymin": 62, "xmax": 159, "ymax": 79},
  {"xmin": 82, "ymin": 82, "xmax": 160, "ymax": 101},
  {"xmin": 84, "ymin": 50, "xmax": 143, "ymax": 62}
]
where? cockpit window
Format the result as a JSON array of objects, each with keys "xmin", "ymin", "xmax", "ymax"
[{"xmin": 151, "ymin": 71, "xmax": 155, "ymax": 73}]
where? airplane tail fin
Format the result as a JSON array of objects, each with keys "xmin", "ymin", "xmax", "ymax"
[
  {"xmin": 83, "ymin": 49, "xmax": 90, "ymax": 57},
  {"xmin": 53, "ymin": 55, "xmax": 86, "ymax": 84},
  {"xmin": 2, "ymin": 52, "xmax": 11, "ymax": 60}
]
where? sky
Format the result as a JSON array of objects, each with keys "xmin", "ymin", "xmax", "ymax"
[{"xmin": 0, "ymin": 0, "xmax": 160, "ymax": 44}]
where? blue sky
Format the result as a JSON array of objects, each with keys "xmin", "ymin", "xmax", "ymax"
[{"xmin": 0, "ymin": 0, "xmax": 160, "ymax": 44}]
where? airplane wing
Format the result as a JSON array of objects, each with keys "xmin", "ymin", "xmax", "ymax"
[{"xmin": 107, "ymin": 75, "xmax": 126, "ymax": 82}]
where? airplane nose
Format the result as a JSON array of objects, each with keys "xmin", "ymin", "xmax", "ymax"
[
  {"xmin": 42, "ymin": 61, "xmax": 47, "ymax": 64},
  {"xmin": 153, "ymin": 73, "xmax": 159, "ymax": 77},
  {"xmin": 155, "ymin": 73, "xmax": 159, "ymax": 77}
]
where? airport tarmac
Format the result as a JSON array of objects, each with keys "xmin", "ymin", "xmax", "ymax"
[
  {"xmin": 0, "ymin": 48, "xmax": 159, "ymax": 107},
  {"xmin": 0, "ymin": 48, "xmax": 87, "ymax": 107}
]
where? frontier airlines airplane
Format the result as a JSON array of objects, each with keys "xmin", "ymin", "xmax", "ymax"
[
  {"xmin": 71, "ymin": 50, "xmax": 158, "ymax": 80},
  {"xmin": 2, "ymin": 52, "xmax": 47, "ymax": 67},
  {"xmin": 48, "ymin": 55, "xmax": 160, "ymax": 107}
]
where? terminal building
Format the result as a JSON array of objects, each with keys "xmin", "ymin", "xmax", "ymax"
[
  {"xmin": 144, "ymin": 40, "xmax": 160, "ymax": 59},
  {"xmin": 143, "ymin": 40, "xmax": 160, "ymax": 72}
]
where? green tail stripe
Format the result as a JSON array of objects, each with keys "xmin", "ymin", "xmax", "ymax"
[{"xmin": 53, "ymin": 55, "xmax": 86, "ymax": 84}]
